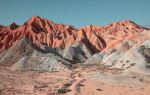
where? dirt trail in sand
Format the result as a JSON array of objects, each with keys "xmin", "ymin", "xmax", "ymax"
[
  {"xmin": 66, "ymin": 71, "xmax": 85, "ymax": 95},
  {"xmin": 0, "ymin": 66, "xmax": 150, "ymax": 95}
]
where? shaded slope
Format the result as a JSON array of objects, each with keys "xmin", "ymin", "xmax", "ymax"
[{"xmin": 0, "ymin": 37, "xmax": 72, "ymax": 71}]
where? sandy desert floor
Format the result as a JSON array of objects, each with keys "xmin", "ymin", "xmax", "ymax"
[{"xmin": 0, "ymin": 65, "xmax": 150, "ymax": 95}]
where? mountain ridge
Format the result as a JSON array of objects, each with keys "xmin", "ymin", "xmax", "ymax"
[{"xmin": 0, "ymin": 16, "xmax": 148, "ymax": 53}]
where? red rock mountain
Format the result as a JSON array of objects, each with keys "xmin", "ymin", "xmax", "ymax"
[{"xmin": 0, "ymin": 16, "xmax": 147, "ymax": 53}]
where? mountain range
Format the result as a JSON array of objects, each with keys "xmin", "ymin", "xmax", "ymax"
[{"xmin": 0, "ymin": 16, "xmax": 150, "ymax": 73}]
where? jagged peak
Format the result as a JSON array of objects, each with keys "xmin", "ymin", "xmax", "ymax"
[
  {"xmin": 31, "ymin": 15, "xmax": 41, "ymax": 19},
  {"xmin": 116, "ymin": 20, "xmax": 148, "ymax": 29},
  {"xmin": 118, "ymin": 20, "xmax": 135, "ymax": 23},
  {"xmin": 29, "ymin": 16, "xmax": 42, "ymax": 21},
  {"xmin": 108, "ymin": 20, "xmax": 140, "ymax": 27},
  {"xmin": 9, "ymin": 22, "xmax": 19, "ymax": 30},
  {"xmin": 0, "ymin": 24, "xmax": 3, "ymax": 28},
  {"xmin": 26, "ymin": 16, "xmax": 55, "ymax": 25},
  {"xmin": 26, "ymin": 16, "xmax": 43, "ymax": 24},
  {"xmin": 10, "ymin": 22, "xmax": 19, "ymax": 26}
]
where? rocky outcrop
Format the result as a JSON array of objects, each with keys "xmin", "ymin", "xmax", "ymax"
[
  {"xmin": 85, "ymin": 39, "xmax": 150, "ymax": 74},
  {"xmin": 0, "ymin": 38, "xmax": 72, "ymax": 71}
]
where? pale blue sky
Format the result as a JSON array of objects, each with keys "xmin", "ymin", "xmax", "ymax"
[{"xmin": 0, "ymin": 0, "xmax": 150, "ymax": 27}]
